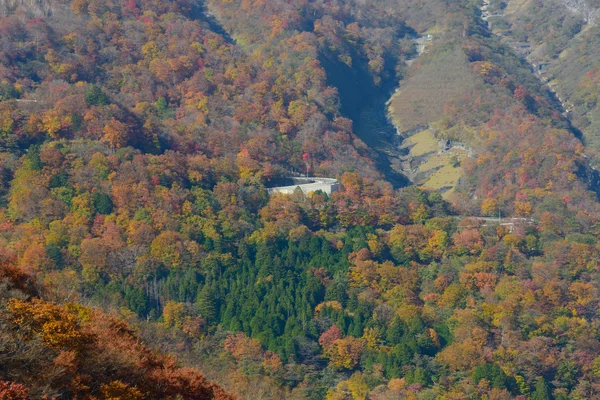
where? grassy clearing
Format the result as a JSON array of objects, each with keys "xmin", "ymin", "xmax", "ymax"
[
  {"xmin": 408, "ymin": 129, "xmax": 439, "ymax": 157},
  {"xmin": 424, "ymin": 25, "xmax": 444, "ymax": 36},
  {"xmin": 504, "ymin": 0, "xmax": 531, "ymax": 16},
  {"xmin": 420, "ymin": 149, "xmax": 468, "ymax": 199},
  {"xmin": 407, "ymin": 129, "xmax": 467, "ymax": 198},
  {"xmin": 388, "ymin": 44, "xmax": 479, "ymax": 133}
]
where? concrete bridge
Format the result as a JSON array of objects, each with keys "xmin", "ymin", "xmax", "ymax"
[{"xmin": 268, "ymin": 177, "xmax": 340, "ymax": 196}]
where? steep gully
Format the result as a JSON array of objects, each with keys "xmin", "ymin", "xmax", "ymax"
[
  {"xmin": 320, "ymin": 54, "xmax": 409, "ymax": 188},
  {"xmin": 480, "ymin": 0, "xmax": 600, "ymax": 194},
  {"xmin": 325, "ymin": 2, "xmax": 600, "ymax": 193},
  {"xmin": 192, "ymin": 1, "xmax": 235, "ymax": 44},
  {"xmin": 480, "ymin": 0, "xmax": 577, "ymax": 122},
  {"xmin": 320, "ymin": 36, "xmax": 431, "ymax": 188}
]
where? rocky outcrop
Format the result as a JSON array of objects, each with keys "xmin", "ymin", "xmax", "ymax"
[
  {"xmin": 560, "ymin": 0, "xmax": 600, "ymax": 24},
  {"xmin": 0, "ymin": 0, "xmax": 66, "ymax": 17}
]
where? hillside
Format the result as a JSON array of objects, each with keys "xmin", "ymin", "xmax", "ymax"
[
  {"xmin": 2, "ymin": 0, "xmax": 600, "ymax": 399},
  {"xmin": 0, "ymin": 257, "xmax": 235, "ymax": 399},
  {"xmin": 488, "ymin": 0, "xmax": 600, "ymax": 166}
]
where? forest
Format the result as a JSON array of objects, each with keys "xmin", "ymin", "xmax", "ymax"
[{"xmin": 2, "ymin": 0, "xmax": 600, "ymax": 399}]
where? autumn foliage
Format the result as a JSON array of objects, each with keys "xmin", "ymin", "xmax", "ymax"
[
  {"xmin": 0, "ymin": 258, "xmax": 234, "ymax": 399},
  {"xmin": 1, "ymin": 0, "xmax": 600, "ymax": 399}
]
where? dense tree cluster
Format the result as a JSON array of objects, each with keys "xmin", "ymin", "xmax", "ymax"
[{"xmin": 0, "ymin": 0, "xmax": 382, "ymax": 182}]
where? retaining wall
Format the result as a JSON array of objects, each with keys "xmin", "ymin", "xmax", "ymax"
[{"xmin": 268, "ymin": 177, "xmax": 340, "ymax": 196}]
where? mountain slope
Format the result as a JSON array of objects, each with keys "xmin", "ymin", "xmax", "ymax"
[
  {"xmin": 3, "ymin": 0, "xmax": 600, "ymax": 399},
  {"xmin": 0, "ymin": 257, "xmax": 236, "ymax": 399},
  {"xmin": 489, "ymin": 0, "xmax": 600, "ymax": 165}
]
